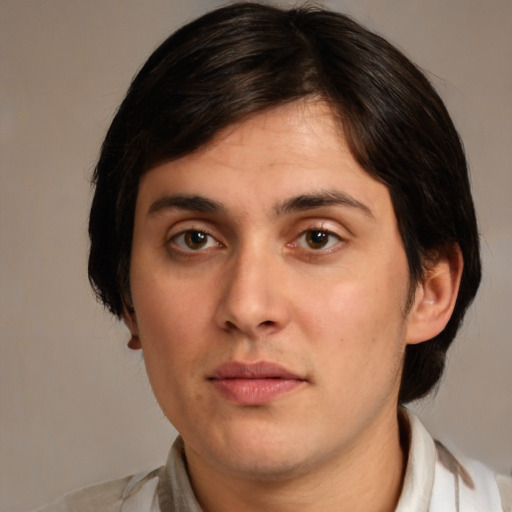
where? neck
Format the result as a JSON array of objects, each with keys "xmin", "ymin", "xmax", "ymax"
[{"xmin": 184, "ymin": 407, "xmax": 408, "ymax": 512}]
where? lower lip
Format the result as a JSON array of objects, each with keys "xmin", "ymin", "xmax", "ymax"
[{"xmin": 210, "ymin": 378, "xmax": 304, "ymax": 405}]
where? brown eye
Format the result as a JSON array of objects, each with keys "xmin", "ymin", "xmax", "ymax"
[
  {"xmin": 184, "ymin": 231, "xmax": 207, "ymax": 249},
  {"xmin": 305, "ymin": 230, "xmax": 329, "ymax": 249},
  {"xmin": 296, "ymin": 229, "xmax": 341, "ymax": 251},
  {"xmin": 172, "ymin": 230, "xmax": 218, "ymax": 251}
]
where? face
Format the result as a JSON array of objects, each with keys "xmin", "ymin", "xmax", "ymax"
[{"xmin": 129, "ymin": 101, "xmax": 414, "ymax": 481}]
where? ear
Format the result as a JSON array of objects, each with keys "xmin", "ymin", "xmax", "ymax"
[
  {"xmin": 406, "ymin": 244, "xmax": 463, "ymax": 345},
  {"xmin": 122, "ymin": 306, "xmax": 142, "ymax": 350}
]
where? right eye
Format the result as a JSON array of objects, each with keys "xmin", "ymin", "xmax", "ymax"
[
  {"xmin": 170, "ymin": 230, "xmax": 220, "ymax": 251},
  {"xmin": 296, "ymin": 229, "xmax": 341, "ymax": 250}
]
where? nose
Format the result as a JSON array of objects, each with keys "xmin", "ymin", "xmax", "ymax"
[{"xmin": 214, "ymin": 247, "xmax": 291, "ymax": 339}]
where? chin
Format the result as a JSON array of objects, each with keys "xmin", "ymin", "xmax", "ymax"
[
  {"xmin": 217, "ymin": 448, "xmax": 312, "ymax": 482},
  {"xmin": 194, "ymin": 421, "xmax": 322, "ymax": 482}
]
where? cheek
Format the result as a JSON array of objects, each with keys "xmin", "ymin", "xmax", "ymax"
[
  {"xmin": 134, "ymin": 284, "xmax": 209, "ymax": 418},
  {"xmin": 134, "ymin": 272, "xmax": 208, "ymax": 339},
  {"xmin": 320, "ymin": 276, "xmax": 405, "ymax": 335},
  {"xmin": 132, "ymin": 287, "xmax": 195, "ymax": 397},
  {"xmin": 321, "ymin": 282, "xmax": 406, "ymax": 399},
  {"xmin": 304, "ymin": 268, "xmax": 408, "ymax": 367}
]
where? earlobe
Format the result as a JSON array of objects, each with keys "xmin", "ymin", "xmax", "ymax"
[
  {"xmin": 122, "ymin": 306, "xmax": 142, "ymax": 350},
  {"xmin": 406, "ymin": 245, "xmax": 463, "ymax": 345},
  {"xmin": 127, "ymin": 334, "xmax": 142, "ymax": 350}
]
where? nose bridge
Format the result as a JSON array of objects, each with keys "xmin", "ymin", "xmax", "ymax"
[{"xmin": 215, "ymin": 240, "xmax": 289, "ymax": 336}]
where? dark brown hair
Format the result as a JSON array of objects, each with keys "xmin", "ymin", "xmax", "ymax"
[{"xmin": 88, "ymin": 2, "xmax": 481, "ymax": 403}]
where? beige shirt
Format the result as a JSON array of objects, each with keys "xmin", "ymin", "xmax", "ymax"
[{"xmin": 37, "ymin": 410, "xmax": 511, "ymax": 512}]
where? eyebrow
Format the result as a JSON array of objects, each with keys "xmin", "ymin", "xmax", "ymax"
[
  {"xmin": 147, "ymin": 190, "xmax": 374, "ymax": 219},
  {"xmin": 276, "ymin": 190, "xmax": 374, "ymax": 218},
  {"xmin": 148, "ymin": 195, "xmax": 226, "ymax": 215}
]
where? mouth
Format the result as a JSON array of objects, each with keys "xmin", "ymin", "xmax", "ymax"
[{"xmin": 208, "ymin": 361, "xmax": 307, "ymax": 405}]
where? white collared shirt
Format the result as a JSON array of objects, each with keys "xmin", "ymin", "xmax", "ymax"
[{"xmin": 37, "ymin": 410, "xmax": 511, "ymax": 512}]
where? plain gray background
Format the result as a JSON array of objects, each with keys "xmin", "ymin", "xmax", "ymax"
[{"xmin": 1, "ymin": 1, "xmax": 511, "ymax": 511}]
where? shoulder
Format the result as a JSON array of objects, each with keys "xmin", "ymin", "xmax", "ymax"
[
  {"xmin": 497, "ymin": 473, "xmax": 512, "ymax": 512},
  {"xmin": 35, "ymin": 475, "xmax": 135, "ymax": 512},
  {"xmin": 401, "ymin": 409, "xmax": 510, "ymax": 511},
  {"xmin": 33, "ymin": 438, "xmax": 193, "ymax": 512},
  {"xmin": 433, "ymin": 439, "xmax": 511, "ymax": 512}
]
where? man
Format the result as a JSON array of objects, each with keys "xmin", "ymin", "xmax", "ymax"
[{"xmin": 41, "ymin": 2, "xmax": 511, "ymax": 511}]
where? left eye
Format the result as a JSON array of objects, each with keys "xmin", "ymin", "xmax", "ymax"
[
  {"xmin": 171, "ymin": 230, "xmax": 219, "ymax": 251},
  {"xmin": 296, "ymin": 229, "xmax": 341, "ymax": 250}
]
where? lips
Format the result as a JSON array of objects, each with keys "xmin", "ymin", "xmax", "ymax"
[{"xmin": 208, "ymin": 361, "xmax": 306, "ymax": 405}]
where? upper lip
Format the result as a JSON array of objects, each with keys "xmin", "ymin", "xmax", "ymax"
[{"xmin": 209, "ymin": 361, "xmax": 305, "ymax": 380}]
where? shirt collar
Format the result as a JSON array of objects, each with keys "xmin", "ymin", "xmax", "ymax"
[
  {"xmin": 162, "ymin": 409, "xmax": 438, "ymax": 512},
  {"xmin": 395, "ymin": 408, "xmax": 437, "ymax": 512}
]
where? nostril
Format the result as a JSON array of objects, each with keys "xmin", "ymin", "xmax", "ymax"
[{"xmin": 225, "ymin": 320, "xmax": 238, "ymax": 331}]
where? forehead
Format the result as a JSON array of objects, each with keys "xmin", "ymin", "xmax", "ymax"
[
  {"xmin": 135, "ymin": 101, "xmax": 397, "ymax": 239},
  {"xmin": 136, "ymin": 100, "xmax": 394, "ymax": 225},
  {"xmin": 198, "ymin": 100, "xmax": 342, "ymax": 165}
]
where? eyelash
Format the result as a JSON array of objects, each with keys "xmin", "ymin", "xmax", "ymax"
[
  {"xmin": 166, "ymin": 226, "xmax": 344, "ymax": 255},
  {"xmin": 168, "ymin": 228, "xmax": 221, "ymax": 252},
  {"xmin": 291, "ymin": 228, "xmax": 343, "ymax": 252}
]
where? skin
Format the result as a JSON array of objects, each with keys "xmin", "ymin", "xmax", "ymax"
[{"xmin": 127, "ymin": 100, "xmax": 461, "ymax": 512}]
